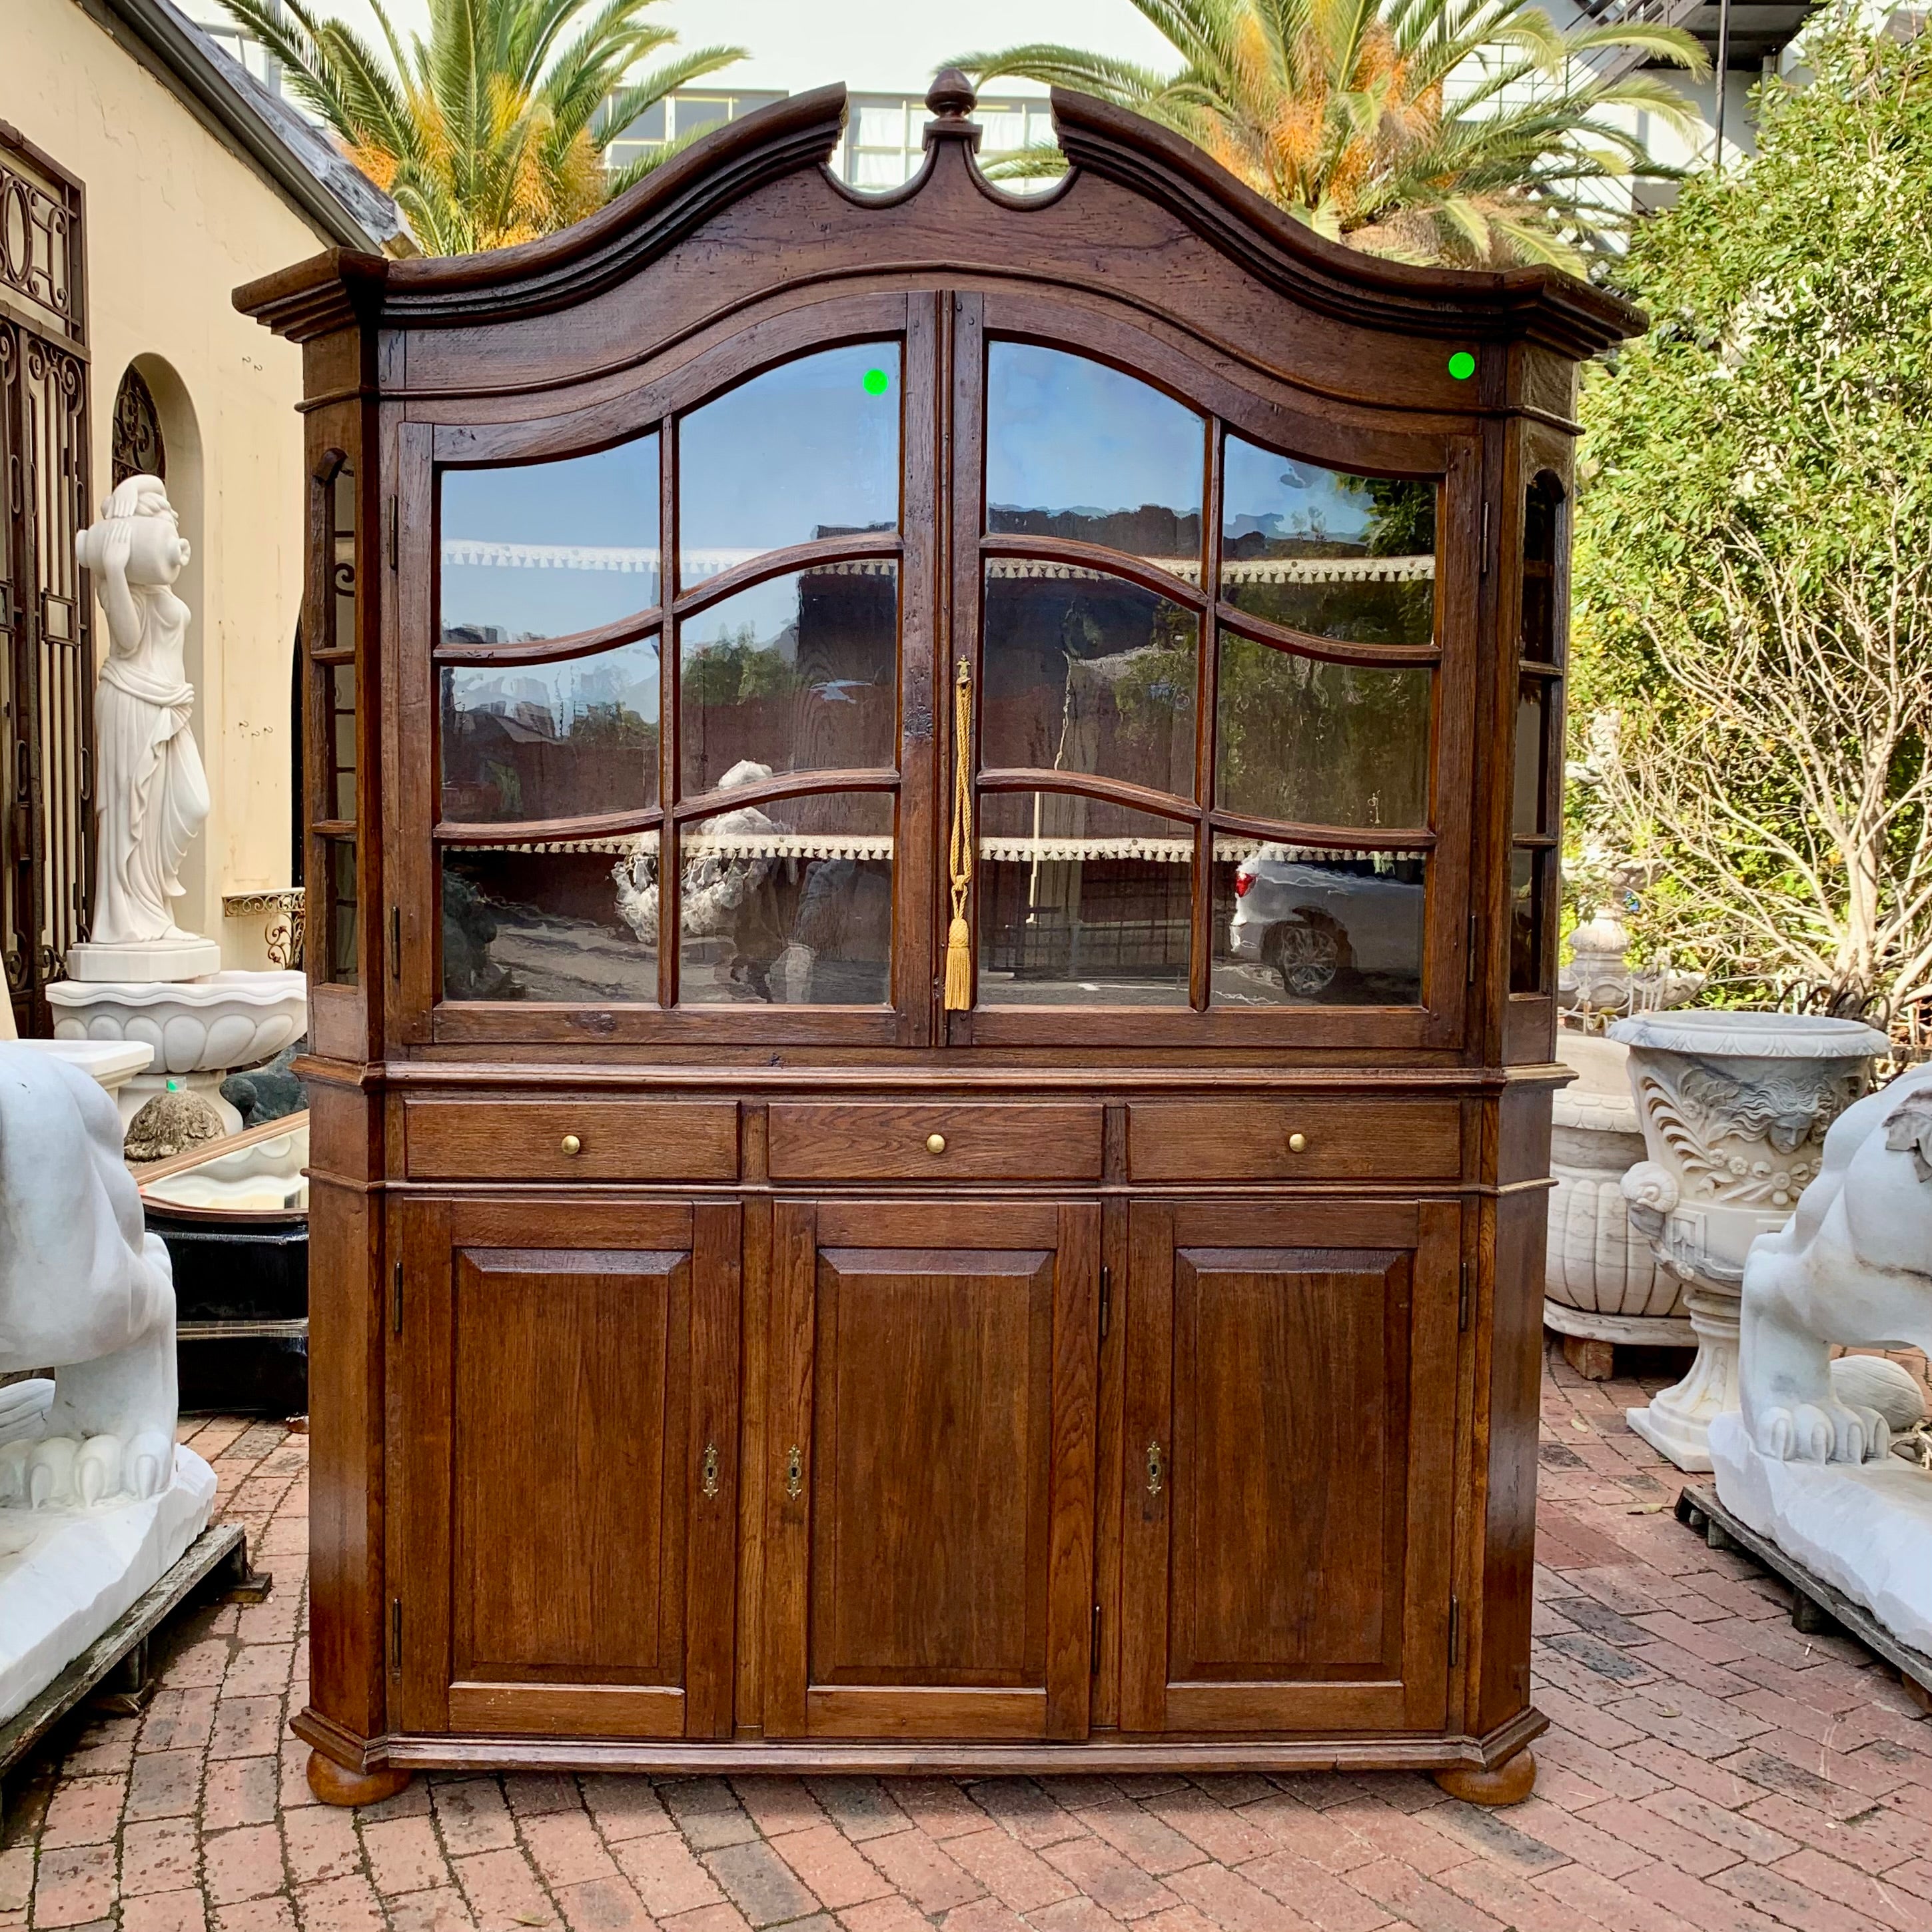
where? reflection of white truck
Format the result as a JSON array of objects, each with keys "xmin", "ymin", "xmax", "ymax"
[{"xmin": 1227, "ymin": 849, "xmax": 1425, "ymax": 997}]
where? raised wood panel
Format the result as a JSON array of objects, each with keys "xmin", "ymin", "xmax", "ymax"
[
  {"xmin": 765, "ymin": 1201, "xmax": 1098, "ymax": 1742},
  {"xmin": 767, "ymin": 1104, "xmax": 1104, "ymax": 1183},
  {"xmin": 1127, "ymin": 1101, "xmax": 1462, "ymax": 1183},
  {"xmin": 405, "ymin": 1100, "xmax": 738, "ymax": 1181}
]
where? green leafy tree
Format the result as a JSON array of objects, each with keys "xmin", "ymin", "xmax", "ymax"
[
  {"xmin": 951, "ymin": 0, "xmax": 1705, "ymax": 269},
  {"xmin": 1572, "ymin": 22, "xmax": 1932, "ymax": 1014},
  {"xmin": 220, "ymin": 0, "xmax": 745, "ymax": 253}
]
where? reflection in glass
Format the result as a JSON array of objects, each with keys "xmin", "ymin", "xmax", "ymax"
[
  {"xmin": 324, "ymin": 835, "xmax": 358, "ymax": 986},
  {"xmin": 680, "ymin": 566, "xmax": 896, "ymax": 797},
  {"xmin": 1220, "ymin": 436, "xmax": 1436, "ymax": 643},
  {"xmin": 1510, "ymin": 847, "xmax": 1545, "ymax": 993},
  {"xmin": 1217, "ymin": 638, "xmax": 1429, "ymax": 828},
  {"xmin": 330, "ymin": 462, "xmax": 356, "ymax": 651},
  {"xmin": 1214, "ymin": 844, "xmax": 1424, "ymax": 1007},
  {"xmin": 326, "ymin": 660, "xmax": 356, "ymax": 821},
  {"xmin": 441, "ymin": 436, "xmax": 660, "ymax": 644},
  {"xmin": 977, "ymin": 791, "xmax": 1191, "ymax": 1005},
  {"xmin": 678, "ymin": 790, "xmax": 893, "ymax": 1005},
  {"xmin": 440, "ymin": 638, "xmax": 661, "ymax": 825},
  {"xmin": 442, "ymin": 843, "xmax": 658, "ymax": 1003},
  {"xmin": 985, "ymin": 343, "xmax": 1204, "ymax": 566},
  {"xmin": 1522, "ymin": 474, "xmax": 1562, "ymax": 660},
  {"xmin": 1514, "ymin": 674, "xmax": 1549, "ymax": 839},
  {"xmin": 679, "ymin": 344, "xmax": 899, "ymax": 584},
  {"xmin": 982, "ymin": 570, "xmax": 1196, "ymax": 799}
]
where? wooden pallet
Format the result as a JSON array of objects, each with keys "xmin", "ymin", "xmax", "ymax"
[
  {"xmin": 0, "ymin": 1522, "xmax": 265, "ymax": 1829},
  {"xmin": 1677, "ymin": 1485, "xmax": 1932, "ymax": 1711}
]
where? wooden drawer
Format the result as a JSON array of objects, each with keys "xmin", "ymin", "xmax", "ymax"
[
  {"xmin": 404, "ymin": 1099, "xmax": 739, "ymax": 1182},
  {"xmin": 1127, "ymin": 1099, "xmax": 1461, "ymax": 1182},
  {"xmin": 767, "ymin": 1103, "xmax": 1104, "ymax": 1182}
]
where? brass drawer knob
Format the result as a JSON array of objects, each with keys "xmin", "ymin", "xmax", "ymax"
[
  {"xmin": 926, "ymin": 1133, "xmax": 947, "ymax": 1155},
  {"xmin": 560, "ymin": 1133, "xmax": 582, "ymax": 1156},
  {"xmin": 1287, "ymin": 1132, "xmax": 1307, "ymax": 1153}
]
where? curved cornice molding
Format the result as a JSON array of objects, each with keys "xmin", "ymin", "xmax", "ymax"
[{"xmin": 237, "ymin": 79, "xmax": 1644, "ymax": 358}]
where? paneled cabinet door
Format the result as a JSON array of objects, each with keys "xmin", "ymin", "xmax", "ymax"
[
  {"xmin": 763, "ymin": 1200, "xmax": 1100, "ymax": 1741},
  {"xmin": 389, "ymin": 1197, "xmax": 741, "ymax": 1741},
  {"xmin": 1121, "ymin": 1199, "xmax": 1460, "ymax": 1734}
]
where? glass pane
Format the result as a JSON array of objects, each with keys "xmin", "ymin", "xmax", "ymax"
[
  {"xmin": 982, "ymin": 568, "xmax": 1197, "ymax": 799},
  {"xmin": 442, "ymin": 841, "xmax": 659, "ymax": 1003},
  {"xmin": 440, "ymin": 436, "xmax": 660, "ymax": 644},
  {"xmin": 1522, "ymin": 473, "xmax": 1562, "ymax": 661},
  {"xmin": 322, "ymin": 834, "xmax": 357, "ymax": 985},
  {"xmin": 1513, "ymin": 674, "xmax": 1550, "ymax": 839},
  {"xmin": 1213, "ymin": 841, "xmax": 1424, "ymax": 1007},
  {"xmin": 679, "ymin": 791, "xmax": 893, "ymax": 1005},
  {"xmin": 330, "ymin": 462, "xmax": 356, "ymax": 652},
  {"xmin": 326, "ymin": 660, "xmax": 356, "ymax": 822},
  {"xmin": 680, "ymin": 566, "xmax": 896, "ymax": 797},
  {"xmin": 1221, "ymin": 436, "xmax": 1435, "ymax": 644},
  {"xmin": 985, "ymin": 342, "xmax": 1203, "ymax": 567},
  {"xmin": 440, "ymin": 637, "xmax": 661, "ymax": 825},
  {"xmin": 1510, "ymin": 845, "xmax": 1546, "ymax": 993},
  {"xmin": 1217, "ymin": 638, "xmax": 1429, "ymax": 829},
  {"xmin": 977, "ymin": 791, "xmax": 1191, "ymax": 1005},
  {"xmin": 679, "ymin": 344, "xmax": 899, "ymax": 585}
]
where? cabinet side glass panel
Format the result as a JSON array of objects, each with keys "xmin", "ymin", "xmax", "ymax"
[
  {"xmin": 440, "ymin": 434, "xmax": 660, "ymax": 644},
  {"xmin": 678, "ymin": 790, "xmax": 893, "ymax": 1006},
  {"xmin": 985, "ymin": 342, "xmax": 1203, "ymax": 568},
  {"xmin": 977, "ymin": 791, "xmax": 1191, "ymax": 1006},
  {"xmin": 442, "ymin": 841, "xmax": 659, "ymax": 1003},
  {"xmin": 678, "ymin": 344, "xmax": 901, "ymax": 586},
  {"xmin": 1221, "ymin": 436, "xmax": 1436, "ymax": 644}
]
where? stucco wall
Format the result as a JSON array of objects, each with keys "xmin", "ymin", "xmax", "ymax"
[{"xmin": 4, "ymin": 0, "xmax": 328, "ymax": 970}]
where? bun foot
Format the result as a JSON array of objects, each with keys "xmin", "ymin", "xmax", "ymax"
[
  {"xmin": 306, "ymin": 1749, "xmax": 412, "ymax": 1808},
  {"xmin": 1434, "ymin": 1747, "xmax": 1536, "ymax": 1807}
]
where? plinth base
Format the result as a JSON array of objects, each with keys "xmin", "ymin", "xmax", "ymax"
[{"xmin": 66, "ymin": 938, "xmax": 221, "ymax": 983}]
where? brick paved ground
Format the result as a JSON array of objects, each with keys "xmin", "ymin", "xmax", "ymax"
[{"xmin": 8, "ymin": 1341, "xmax": 1932, "ymax": 1932}]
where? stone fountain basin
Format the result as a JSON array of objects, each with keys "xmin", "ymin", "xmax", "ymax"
[
  {"xmin": 138, "ymin": 1115, "xmax": 309, "ymax": 1418},
  {"xmin": 46, "ymin": 970, "xmax": 306, "ymax": 1075}
]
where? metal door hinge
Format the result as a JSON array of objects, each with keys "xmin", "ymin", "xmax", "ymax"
[
  {"xmin": 390, "ymin": 905, "xmax": 401, "ymax": 980},
  {"xmin": 389, "ymin": 1596, "xmax": 402, "ymax": 1672},
  {"xmin": 1480, "ymin": 500, "xmax": 1490, "ymax": 576},
  {"xmin": 392, "ymin": 1258, "xmax": 403, "ymax": 1334},
  {"xmin": 1466, "ymin": 913, "xmax": 1480, "ymax": 985},
  {"xmin": 1099, "ymin": 1264, "xmax": 1111, "ymax": 1340},
  {"xmin": 1458, "ymin": 1259, "xmax": 1470, "ymax": 1334},
  {"xmin": 1091, "ymin": 1603, "xmax": 1103, "ymax": 1676},
  {"xmin": 386, "ymin": 498, "xmax": 398, "ymax": 571},
  {"xmin": 1448, "ymin": 1594, "xmax": 1461, "ymax": 1666}
]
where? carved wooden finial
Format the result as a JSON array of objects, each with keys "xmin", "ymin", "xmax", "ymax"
[{"xmin": 924, "ymin": 69, "xmax": 982, "ymax": 151}]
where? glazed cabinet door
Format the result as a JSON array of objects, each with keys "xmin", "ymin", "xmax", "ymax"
[
  {"xmin": 390, "ymin": 1197, "xmax": 740, "ymax": 1739},
  {"xmin": 1121, "ymin": 1199, "xmax": 1460, "ymax": 1734},
  {"xmin": 763, "ymin": 1200, "xmax": 1099, "ymax": 1740}
]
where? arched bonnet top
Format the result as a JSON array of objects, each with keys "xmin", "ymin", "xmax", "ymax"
[{"xmin": 236, "ymin": 70, "xmax": 1644, "ymax": 392}]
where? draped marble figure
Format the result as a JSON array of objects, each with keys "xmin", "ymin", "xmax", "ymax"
[{"xmin": 75, "ymin": 475, "xmax": 209, "ymax": 947}]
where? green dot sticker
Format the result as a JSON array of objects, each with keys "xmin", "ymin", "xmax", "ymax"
[
  {"xmin": 862, "ymin": 368, "xmax": 889, "ymax": 396},
  {"xmin": 1447, "ymin": 350, "xmax": 1476, "ymax": 381}
]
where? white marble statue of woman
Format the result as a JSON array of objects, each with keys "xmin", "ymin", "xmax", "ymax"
[{"xmin": 72, "ymin": 474, "xmax": 213, "ymax": 973}]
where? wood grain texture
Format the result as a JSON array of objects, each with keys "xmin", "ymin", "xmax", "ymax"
[
  {"xmin": 1127, "ymin": 1100, "xmax": 1462, "ymax": 1183},
  {"xmin": 404, "ymin": 1100, "xmax": 737, "ymax": 1181},
  {"xmin": 767, "ymin": 1104, "xmax": 1104, "ymax": 1183}
]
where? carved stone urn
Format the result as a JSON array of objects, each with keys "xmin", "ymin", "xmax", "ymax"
[
  {"xmin": 1609, "ymin": 1010, "xmax": 1888, "ymax": 1472},
  {"xmin": 1543, "ymin": 1031, "xmax": 1686, "ymax": 1371}
]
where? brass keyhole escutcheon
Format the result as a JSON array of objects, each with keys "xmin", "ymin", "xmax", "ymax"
[
  {"xmin": 560, "ymin": 1133, "xmax": 582, "ymax": 1156},
  {"xmin": 701, "ymin": 1442, "xmax": 720, "ymax": 1499},
  {"xmin": 1287, "ymin": 1132, "xmax": 1306, "ymax": 1153},
  {"xmin": 926, "ymin": 1133, "xmax": 947, "ymax": 1155},
  {"xmin": 1146, "ymin": 1440, "xmax": 1165, "ymax": 1496},
  {"xmin": 784, "ymin": 1445, "xmax": 803, "ymax": 1500}
]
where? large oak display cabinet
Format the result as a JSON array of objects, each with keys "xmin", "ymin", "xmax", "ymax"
[{"xmin": 239, "ymin": 74, "xmax": 1639, "ymax": 1808}]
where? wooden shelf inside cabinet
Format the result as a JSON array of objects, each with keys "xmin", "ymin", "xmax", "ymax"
[{"xmin": 239, "ymin": 67, "xmax": 1636, "ymax": 1797}]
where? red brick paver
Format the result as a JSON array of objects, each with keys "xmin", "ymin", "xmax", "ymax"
[{"xmin": 7, "ymin": 1348, "xmax": 1932, "ymax": 1931}]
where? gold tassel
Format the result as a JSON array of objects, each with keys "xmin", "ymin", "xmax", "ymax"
[{"xmin": 943, "ymin": 657, "xmax": 975, "ymax": 1011}]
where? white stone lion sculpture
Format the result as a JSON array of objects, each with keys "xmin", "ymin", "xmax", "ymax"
[
  {"xmin": 1741, "ymin": 1063, "xmax": 1932, "ymax": 1464},
  {"xmin": 0, "ymin": 1044, "xmax": 179, "ymax": 1506}
]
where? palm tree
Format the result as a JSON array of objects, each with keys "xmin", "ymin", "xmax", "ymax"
[
  {"xmin": 951, "ymin": 0, "xmax": 1707, "ymax": 270},
  {"xmin": 221, "ymin": 0, "xmax": 747, "ymax": 254}
]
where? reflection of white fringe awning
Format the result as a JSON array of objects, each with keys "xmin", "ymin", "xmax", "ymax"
[
  {"xmin": 454, "ymin": 831, "xmax": 1412, "ymax": 865},
  {"xmin": 458, "ymin": 830, "xmax": 893, "ymax": 862},
  {"xmin": 981, "ymin": 836, "xmax": 1409, "ymax": 865},
  {"xmin": 441, "ymin": 538, "xmax": 1432, "ymax": 589}
]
